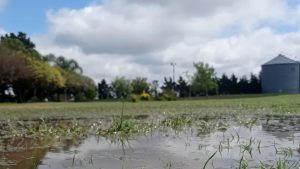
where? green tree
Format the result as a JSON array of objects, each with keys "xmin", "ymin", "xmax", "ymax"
[
  {"xmin": 177, "ymin": 76, "xmax": 189, "ymax": 97},
  {"xmin": 56, "ymin": 67, "xmax": 96, "ymax": 101},
  {"xmin": 26, "ymin": 57, "xmax": 66, "ymax": 101},
  {"xmin": 111, "ymin": 77, "xmax": 133, "ymax": 99},
  {"xmin": 191, "ymin": 62, "xmax": 217, "ymax": 96},
  {"xmin": 229, "ymin": 74, "xmax": 238, "ymax": 94},
  {"xmin": 45, "ymin": 54, "xmax": 96, "ymax": 101},
  {"xmin": 0, "ymin": 39, "xmax": 66, "ymax": 102},
  {"xmin": 249, "ymin": 73, "xmax": 261, "ymax": 93},
  {"xmin": 217, "ymin": 74, "xmax": 231, "ymax": 94},
  {"xmin": 161, "ymin": 77, "xmax": 176, "ymax": 91},
  {"xmin": 1, "ymin": 32, "xmax": 40, "ymax": 59},
  {"xmin": 1, "ymin": 32, "xmax": 35, "ymax": 49},
  {"xmin": 238, "ymin": 76, "xmax": 249, "ymax": 94},
  {"xmin": 131, "ymin": 77, "xmax": 149, "ymax": 94},
  {"xmin": 98, "ymin": 79, "xmax": 111, "ymax": 100}
]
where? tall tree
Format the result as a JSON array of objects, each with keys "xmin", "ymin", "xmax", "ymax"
[
  {"xmin": 217, "ymin": 74, "xmax": 231, "ymax": 94},
  {"xmin": 0, "ymin": 45, "xmax": 31, "ymax": 84},
  {"xmin": 161, "ymin": 77, "xmax": 176, "ymax": 91},
  {"xmin": 111, "ymin": 77, "xmax": 133, "ymax": 99},
  {"xmin": 249, "ymin": 73, "xmax": 261, "ymax": 93},
  {"xmin": 1, "ymin": 32, "xmax": 40, "ymax": 60},
  {"xmin": 1, "ymin": 32, "xmax": 35, "ymax": 49},
  {"xmin": 191, "ymin": 62, "xmax": 217, "ymax": 96},
  {"xmin": 0, "ymin": 45, "xmax": 32, "ymax": 102},
  {"xmin": 98, "ymin": 79, "xmax": 110, "ymax": 100},
  {"xmin": 131, "ymin": 77, "xmax": 149, "ymax": 94},
  {"xmin": 229, "ymin": 74, "xmax": 238, "ymax": 94},
  {"xmin": 177, "ymin": 76, "xmax": 189, "ymax": 97},
  {"xmin": 238, "ymin": 76, "xmax": 249, "ymax": 93}
]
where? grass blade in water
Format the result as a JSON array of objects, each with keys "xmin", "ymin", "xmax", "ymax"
[{"xmin": 202, "ymin": 151, "xmax": 217, "ymax": 169}]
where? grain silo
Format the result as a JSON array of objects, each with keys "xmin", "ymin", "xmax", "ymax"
[{"xmin": 261, "ymin": 54, "xmax": 300, "ymax": 93}]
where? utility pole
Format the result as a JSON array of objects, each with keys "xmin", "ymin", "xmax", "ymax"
[
  {"xmin": 170, "ymin": 62, "xmax": 176, "ymax": 82},
  {"xmin": 183, "ymin": 71, "xmax": 192, "ymax": 98}
]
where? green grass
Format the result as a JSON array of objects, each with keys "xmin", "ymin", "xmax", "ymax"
[{"xmin": 0, "ymin": 94, "xmax": 299, "ymax": 121}]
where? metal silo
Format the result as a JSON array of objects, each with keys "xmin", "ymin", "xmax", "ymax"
[{"xmin": 261, "ymin": 54, "xmax": 300, "ymax": 93}]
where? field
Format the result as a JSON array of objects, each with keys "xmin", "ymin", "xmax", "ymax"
[
  {"xmin": 1, "ymin": 94, "xmax": 300, "ymax": 169},
  {"xmin": 0, "ymin": 94, "xmax": 299, "ymax": 121}
]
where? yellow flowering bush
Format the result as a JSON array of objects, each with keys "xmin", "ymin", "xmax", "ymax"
[{"xmin": 140, "ymin": 90, "xmax": 151, "ymax": 101}]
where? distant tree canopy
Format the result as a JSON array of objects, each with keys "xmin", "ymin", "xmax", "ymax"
[
  {"xmin": 176, "ymin": 76, "xmax": 189, "ymax": 97},
  {"xmin": 98, "ymin": 79, "xmax": 111, "ymax": 100},
  {"xmin": 131, "ymin": 77, "xmax": 150, "ymax": 94},
  {"xmin": 1, "ymin": 32, "xmax": 35, "ymax": 49},
  {"xmin": 111, "ymin": 77, "xmax": 133, "ymax": 99},
  {"xmin": 161, "ymin": 77, "xmax": 176, "ymax": 92},
  {"xmin": 217, "ymin": 73, "xmax": 261, "ymax": 94},
  {"xmin": 191, "ymin": 62, "xmax": 217, "ymax": 95},
  {"xmin": 0, "ymin": 32, "xmax": 96, "ymax": 102}
]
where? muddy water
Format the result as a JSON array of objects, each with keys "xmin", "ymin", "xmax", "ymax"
[{"xmin": 1, "ymin": 115, "xmax": 300, "ymax": 169}]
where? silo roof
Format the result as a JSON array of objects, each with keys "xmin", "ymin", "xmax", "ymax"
[{"xmin": 263, "ymin": 54, "xmax": 299, "ymax": 65}]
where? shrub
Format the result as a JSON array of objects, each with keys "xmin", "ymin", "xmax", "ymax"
[
  {"xmin": 162, "ymin": 90, "xmax": 177, "ymax": 101},
  {"xmin": 140, "ymin": 90, "xmax": 151, "ymax": 101},
  {"xmin": 128, "ymin": 94, "xmax": 139, "ymax": 102}
]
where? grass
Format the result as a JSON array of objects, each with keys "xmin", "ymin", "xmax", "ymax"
[
  {"xmin": 0, "ymin": 94, "xmax": 299, "ymax": 120},
  {"xmin": 1, "ymin": 102, "xmax": 300, "ymax": 168}
]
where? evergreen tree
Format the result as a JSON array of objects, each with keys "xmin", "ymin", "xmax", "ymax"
[
  {"xmin": 98, "ymin": 79, "xmax": 110, "ymax": 100},
  {"xmin": 177, "ymin": 76, "xmax": 189, "ymax": 97}
]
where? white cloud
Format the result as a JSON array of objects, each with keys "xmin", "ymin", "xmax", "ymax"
[
  {"xmin": 33, "ymin": 0, "xmax": 300, "ymax": 83},
  {"xmin": 0, "ymin": 28, "xmax": 6, "ymax": 35}
]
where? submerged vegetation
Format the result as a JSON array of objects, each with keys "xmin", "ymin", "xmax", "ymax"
[
  {"xmin": 0, "ymin": 93, "xmax": 299, "ymax": 168},
  {"xmin": 1, "ymin": 112, "xmax": 300, "ymax": 168}
]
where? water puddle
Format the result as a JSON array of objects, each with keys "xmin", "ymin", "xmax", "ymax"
[{"xmin": 1, "ymin": 114, "xmax": 300, "ymax": 169}]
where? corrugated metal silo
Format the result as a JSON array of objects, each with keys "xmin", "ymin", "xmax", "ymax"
[{"xmin": 261, "ymin": 54, "xmax": 300, "ymax": 93}]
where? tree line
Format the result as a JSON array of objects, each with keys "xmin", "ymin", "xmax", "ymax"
[
  {"xmin": 0, "ymin": 32, "xmax": 96, "ymax": 102},
  {"xmin": 0, "ymin": 32, "xmax": 261, "ymax": 103},
  {"xmin": 98, "ymin": 63, "xmax": 261, "ymax": 101}
]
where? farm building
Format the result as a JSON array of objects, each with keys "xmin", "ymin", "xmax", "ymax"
[{"xmin": 261, "ymin": 54, "xmax": 300, "ymax": 93}]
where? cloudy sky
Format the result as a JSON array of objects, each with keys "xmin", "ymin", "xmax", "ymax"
[{"xmin": 1, "ymin": 0, "xmax": 300, "ymax": 83}]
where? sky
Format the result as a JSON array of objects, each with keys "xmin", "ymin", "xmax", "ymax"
[{"xmin": 1, "ymin": 0, "xmax": 300, "ymax": 83}]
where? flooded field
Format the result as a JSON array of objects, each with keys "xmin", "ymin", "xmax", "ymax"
[{"xmin": 1, "ymin": 113, "xmax": 300, "ymax": 169}]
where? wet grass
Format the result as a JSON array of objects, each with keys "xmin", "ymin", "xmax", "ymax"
[
  {"xmin": 1, "ymin": 113, "xmax": 300, "ymax": 168},
  {"xmin": 0, "ymin": 94, "xmax": 300, "ymax": 168},
  {"xmin": 0, "ymin": 94, "xmax": 299, "ymax": 121}
]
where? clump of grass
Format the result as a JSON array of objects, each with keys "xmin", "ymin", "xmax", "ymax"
[
  {"xmin": 276, "ymin": 158, "xmax": 287, "ymax": 169},
  {"xmin": 101, "ymin": 118, "xmax": 139, "ymax": 135},
  {"xmin": 238, "ymin": 156, "xmax": 248, "ymax": 169},
  {"xmin": 161, "ymin": 115, "xmax": 192, "ymax": 130},
  {"xmin": 242, "ymin": 138, "xmax": 253, "ymax": 158},
  {"xmin": 197, "ymin": 119, "xmax": 228, "ymax": 136}
]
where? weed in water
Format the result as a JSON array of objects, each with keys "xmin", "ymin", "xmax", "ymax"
[
  {"xmin": 276, "ymin": 158, "xmax": 287, "ymax": 169},
  {"xmin": 238, "ymin": 156, "xmax": 248, "ymax": 169},
  {"xmin": 202, "ymin": 151, "xmax": 217, "ymax": 169},
  {"xmin": 242, "ymin": 138, "xmax": 253, "ymax": 158}
]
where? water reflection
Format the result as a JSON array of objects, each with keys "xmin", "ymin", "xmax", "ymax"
[{"xmin": 0, "ymin": 114, "xmax": 300, "ymax": 169}]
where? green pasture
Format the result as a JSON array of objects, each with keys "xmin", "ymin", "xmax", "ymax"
[{"xmin": 0, "ymin": 94, "xmax": 299, "ymax": 121}]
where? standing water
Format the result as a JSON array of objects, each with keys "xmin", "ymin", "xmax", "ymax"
[{"xmin": 0, "ymin": 114, "xmax": 300, "ymax": 169}]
